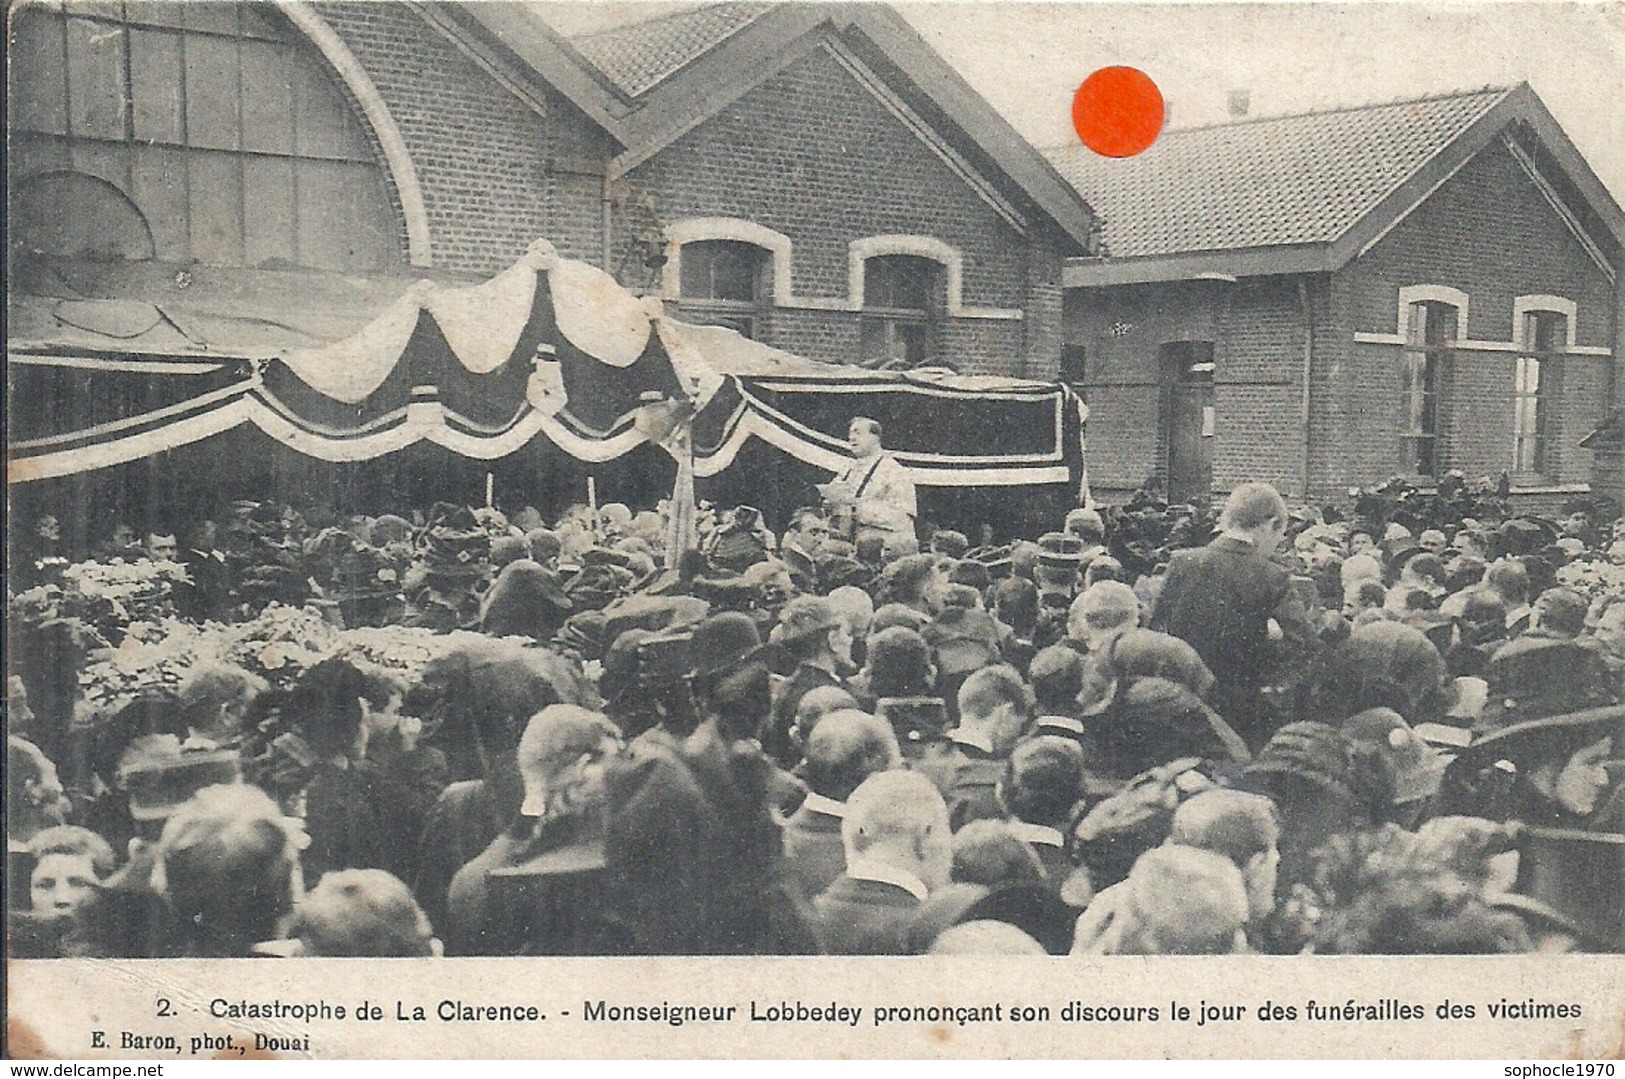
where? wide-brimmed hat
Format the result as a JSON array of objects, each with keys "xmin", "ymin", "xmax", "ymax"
[
  {"xmin": 1036, "ymin": 532, "xmax": 1087, "ymax": 572},
  {"xmin": 1243, "ymin": 721, "xmax": 1360, "ymax": 803},
  {"xmin": 776, "ymin": 596, "xmax": 842, "ymax": 645},
  {"xmin": 966, "ymin": 543, "xmax": 1015, "ymax": 579},
  {"xmin": 1501, "ymin": 826, "xmax": 1625, "ymax": 950},
  {"xmin": 565, "ymin": 562, "xmax": 634, "ymax": 612},
  {"xmin": 1461, "ymin": 702, "xmax": 1624, "ymax": 768},
  {"xmin": 1473, "ymin": 635, "xmax": 1622, "ymax": 741}
]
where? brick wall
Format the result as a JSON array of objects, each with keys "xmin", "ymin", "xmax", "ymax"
[
  {"xmin": 1339, "ymin": 138, "xmax": 1617, "ymax": 489},
  {"xmin": 617, "ymin": 45, "xmax": 1055, "ymax": 375},
  {"xmin": 1070, "ymin": 136, "xmax": 1619, "ymax": 503},
  {"xmin": 1022, "ymin": 234, "xmax": 1065, "ymax": 379},
  {"xmin": 315, "ymin": 2, "xmax": 611, "ymax": 275},
  {"xmin": 1211, "ymin": 276, "xmax": 1307, "ymax": 496},
  {"xmin": 1351, "ymin": 141, "xmax": 1615, "ymax": 347},
  {"xmin": 1064, "ymin": 278, "xmax": 1306, "ymax": 497}
]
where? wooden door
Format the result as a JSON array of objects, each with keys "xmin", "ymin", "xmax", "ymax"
[{"xmin": 1163, "ymin": 343, "xmax": 1215, "ymax": 503}]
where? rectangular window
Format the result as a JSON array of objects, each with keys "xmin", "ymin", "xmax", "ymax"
[
  {"xmin": 678, "ymin": 240, "xmax": 767, "ymax": 339},
  {"xmin": 861, "ymin": 255, "xmax": 941, "ymax": 368},
  {"xmin": 1513, "ymin": 311, "xmax": 1565, "ymax": 477},
  {"xmin": 1401, "ymin": 301, "xmax": 1456, "ymax": 477}
]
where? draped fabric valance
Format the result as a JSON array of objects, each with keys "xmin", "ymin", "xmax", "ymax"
[{"xmin": 8, "ymin": 243, "xmax": 1085, "ymax": 491}]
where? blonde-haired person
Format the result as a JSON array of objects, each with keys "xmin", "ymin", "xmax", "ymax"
[{"xmin": 152, "ymin": 784, "xmax": 306, "ymax": 957}]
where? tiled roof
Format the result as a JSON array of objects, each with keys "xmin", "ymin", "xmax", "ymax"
[
  {"xmin": 1047, "ymin": 87, "xmax": 1513, "ymax": 259},
  {"xmin": 570, "ymin": 3, "xmax": 777, "ymax": 97}
]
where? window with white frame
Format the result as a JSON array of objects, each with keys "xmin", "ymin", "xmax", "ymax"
[
  {"xmin": 1401, "ymin": 300, "xmax": 1456, "ymax": 477},
  {"xmin": 860, "ymin": 255, "xmax": 942, "ymax": 368},
  {"xmin": 677, "ymin": 239, "xmax": 768, "ymax": 339},
  {"xmin": 1513, "ymin": 309, "xmax": 1566, "ymax": 477}
]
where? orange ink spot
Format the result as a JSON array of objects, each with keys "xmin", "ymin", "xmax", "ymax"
[{"xmin": 1072, "ymin": 66, "xmax": 1164, "ymax": 157}]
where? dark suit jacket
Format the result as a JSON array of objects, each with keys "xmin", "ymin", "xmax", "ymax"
[
  {"xmin": 603, "ymin": 728, "xmax": 817, "ymax": 955},
  {"xmin": 781, "ymin": 543, "xmax": 821, "ymax": 595},
  {"xmin": 911, "ymin": 740, "xmax": 1005, "ymax": 830},
  {"xmin": 1149, "ymin": 536, "xmax": 1312, "ymax": 740},
  {"xmin": 782, "ymin": 802, "xmax": 847, "ymax": 901},
  {"xmin": 812, "ymin": 874, "xmax": 922, "ymax": 954}
]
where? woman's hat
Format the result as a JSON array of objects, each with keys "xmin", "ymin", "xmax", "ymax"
[{"xmin": 688, "ymin": 612, "xmax": 765, "ymax": 680}]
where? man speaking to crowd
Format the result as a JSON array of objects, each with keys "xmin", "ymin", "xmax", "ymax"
[{"xmin": 820, "ymin": 417, "xmax": 918, "ymax": 557}]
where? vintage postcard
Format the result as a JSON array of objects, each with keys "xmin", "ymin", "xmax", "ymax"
[{"xmin": 6, "ymin": 0, "xmax": 1624, "ymax": 1061}]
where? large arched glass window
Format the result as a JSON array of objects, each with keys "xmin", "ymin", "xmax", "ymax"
[
  {"xmin": 1401, "ymin": 300, "xmax": 1456, "ymax": 477},
  {"xmin": 9, "ymin": 1, "xmax": 399, "ymax": 272},
  {"xmin": 860, "ymin": 254, "xmax": 942, "ymax": 368},
  {"xmin": 677, "ymin": 239, "xmax": 768, "ymax": 338}
]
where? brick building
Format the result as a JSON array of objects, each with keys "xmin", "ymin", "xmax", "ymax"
[
  {"xmin": 1051, "ymin": 86, "xmax": 1625, "ymax": 509},
  {"xmin": 8, "ymin": 1, "xmax": 1093, "ymax": 378}
]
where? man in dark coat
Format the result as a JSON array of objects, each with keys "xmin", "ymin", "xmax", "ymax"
[
  {"xmin": 811, "ymin": 770, "xmax": 951, "ymax": 954},
  {"xmin": 912, "ymin": 665, "xmax": 1031, "ymax": 829},
  {"xmin": 998, "ymin": 736, "xmax": 1087, "ymax": 889},
  {"xmin": 1149, "ymin": 482, "xmax": 1314, "ymax": 750},
  {"xmin": 762, "ymin": 596, "xmax": 853, "ymax": 768},
  {"xmin": 782, "ymin": 709, "xmax": 900, "ymax": 901},
  {"xmin": 603, "ymin": 613, "xmax": 816, "ymax": 955},
  {"xmin": 778, "ymin": 509, "xmax": 830, "ymax": 595}
]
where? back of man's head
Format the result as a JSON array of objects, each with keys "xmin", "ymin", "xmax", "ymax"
[
  {"xmin": 1065, "ymin": 508, "xmax": 1106, "ymax": 545},
  {"xmin": 956, "ymin": 665, "xmax": 1031, "ymax": 749},
  {"xmin": 826, "ymin": 586, "xmax": 875, "ymax": 637},
  {"xmin": 1460, "ymin": 588, "xmax": 1507, "ymax": 629},
  {"xmin": 928, "ymin": 920, "xmax": 1046, "ymax": 955},
  {"xmin": 992, "ymin": 577, "xmax": 1040, "ymax": 636},
  {"xmin": 1487, "ymin": 559, "xmax": 1530, "ymax": 605},
  {"xmin": 1123, "ymin": 844, "xmax": 1250, "ymax": 955},
  {"xmin": 1029, "ymin": 645, "xmax": 1085, "ymax": 713},
  {"xmin": 842, "ymin": 771, "xmax": 951, "ymax": 886},
  {"xmin": 804, "ymin": 709, "xmax": 900, "ymax": 801},
  {"xmin": 1219, "ymin": 482, "xmax": 1287, "ymax": 534},
  {"xmin": 793, "ymin": 685, "xmax": 859, "ymax": 747},
  {"xmin": 866, "ymin": 627, "xmax": 935, "ymax": 698},
  {"xmin": 1001, "ymin": 735, "xmax": 1085, "ymax": 826},
  {"xmin": 155, "ymin": 784, "xmax": 297, "ymax": 950},
  {"xmin": 1406, "ymin": 553, "xmax": 1446, "ymax": 587},
  {"xmin": 1069, "ymin": 581, "xmax": 1139, "ymax": 643},
  {"xmin": 1167, "ymin": 789, "xmax": 1278, "ymax": 868},
  {"xmin": 950, "ymin": 819, "xmax": 1048, "ymax": 888},
  {"xmin": 1536, "ymin": 586, "xmax": 1589, "ymax": 637}
]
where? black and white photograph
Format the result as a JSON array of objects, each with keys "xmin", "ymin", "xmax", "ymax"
[{"xmin": 5, "ymin": 0, "xmax": 1624, "ymax": 1060}]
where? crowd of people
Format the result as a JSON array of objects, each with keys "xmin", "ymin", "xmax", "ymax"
[{"xmin": 7, "ymin": 455, "xmax": 1624, "ymax": 958}]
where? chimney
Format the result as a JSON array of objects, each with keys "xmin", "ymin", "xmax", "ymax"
[{"xmin": 1227, "ymin": 89, "xmax": 1250, "ymax": 119}]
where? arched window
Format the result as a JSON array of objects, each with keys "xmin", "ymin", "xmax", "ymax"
[
  {"xmin": 860, "ymin": 255, "xmax": 943, "ymax": 368},
  {"xmin": 8, "ymin": 2, "xmax": 399, "ymax": 272},
  {"xmin": 1514, "ymin": 309, "xmax": 1566, "ymax": 477},
  {"xmin": 677, "ymin": 239, "xmax": 769, "ymax": 338},
  {"xmin": 1401, "ymin": 300, "xmax": 1456, "ymax": 476}
]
